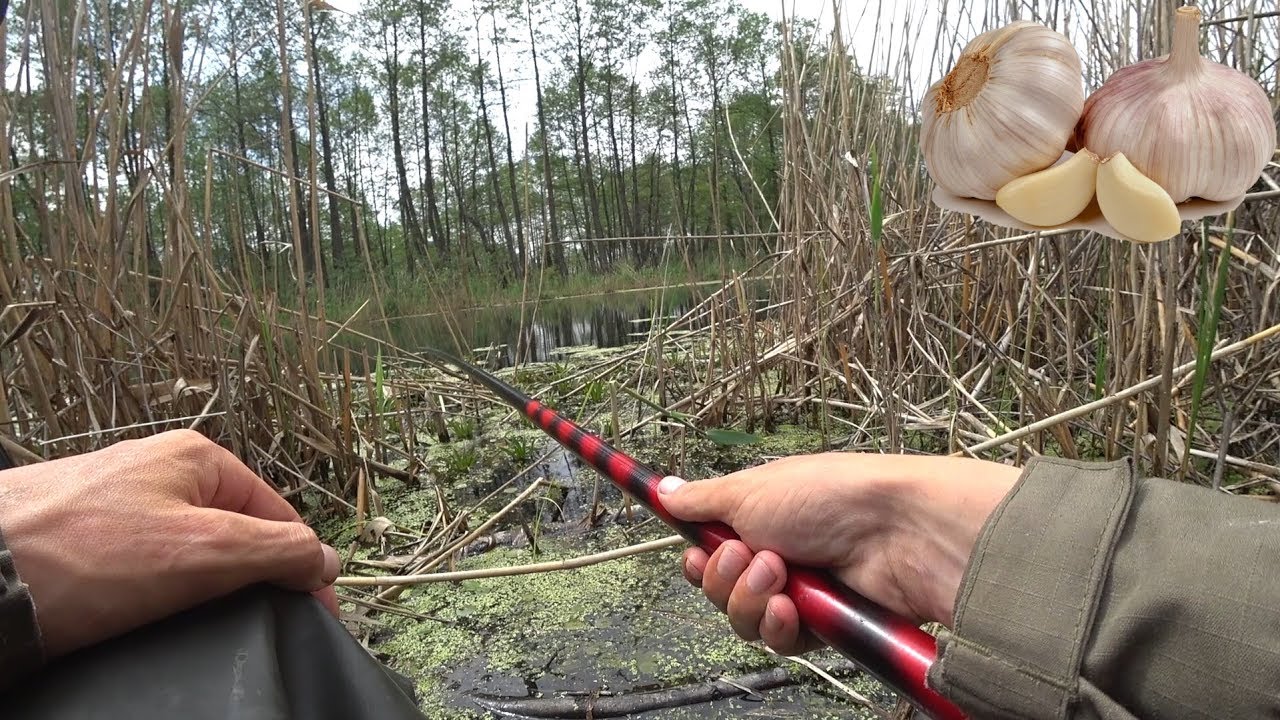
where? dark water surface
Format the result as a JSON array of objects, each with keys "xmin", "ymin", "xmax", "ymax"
[{"xmin": 359, "ymin": 282, "xmax": 771, "ymax": 368}]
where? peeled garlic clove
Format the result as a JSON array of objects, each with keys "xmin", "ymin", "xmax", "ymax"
[
  {"xmin": 995, "ymin": 150, "xmax": 1100, "ymax": 226},
  {"xmin": 1074, "ymin": 4, "xmax": 1277, "ymax": 203},
  {"xmin": 1095, "ymin": 152, "xmax": 1182, "ymax": 243},
  {"xmin": 920, "ymin": 21, "xmax": 1085, "ymax": 200}
]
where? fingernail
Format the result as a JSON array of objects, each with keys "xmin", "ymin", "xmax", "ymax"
[
  {"xmin": 746, "ymin": 557, "xmax": 776, "ymax": 593},
  {"xmin": 321, "ymin": 544, "xmax": 339, "ymax": 584},
  {"xmin": 763, "ymin": 606, "xmax": 782, "ymax": 634},
  {"xmin": 717, "ymin": 545, "xmax": 748, "ymax": 580},
  {"xmin": 658, "ymin": 476, "xmax": 685, "ymax": 494},
  {"xmin": 684, "ymin": 557, "xmax": 702, "ymax": 582}
]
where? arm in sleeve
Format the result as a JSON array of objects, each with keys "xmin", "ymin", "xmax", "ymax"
[
  {"xmin": 0, "ymin": 524, "xmax": 44, "ymax": 691},
  {"xmin": 927, "ymin": 455, "xmax": 1280, "ymax": 719}
]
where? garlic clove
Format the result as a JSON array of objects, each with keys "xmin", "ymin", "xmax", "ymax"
[
  {"xmin": 995, "ymin": 150, "xmax": 1100, "ymax": 227},
  {"xmin": 920, "ymin": 21, "xmax": 1085, "ymax": 200},
  {"xmin": 1095, "ymin": 152, "xmax": 1182, "ymax": 243},
  {"xmin": 1074, "ymin": 4, "xmax": 1277, "ymax": 203},
  {"xmin": 931, "ymin": 179, "xmax": 1244, "ymax": 243}
]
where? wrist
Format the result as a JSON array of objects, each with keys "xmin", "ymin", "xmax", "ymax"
[{"xmin": 885, "ymin": 457, "xmax": 1021, "ymax": 627}]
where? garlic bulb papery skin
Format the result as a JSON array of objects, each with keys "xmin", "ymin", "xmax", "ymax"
[
  {"xmin": 1074, "ymin": 5, "xmax": 1277, "ymax": 203},
  {"xmin": 920, "ymin": 21, "xmax": 1085, "ymax": 200}
]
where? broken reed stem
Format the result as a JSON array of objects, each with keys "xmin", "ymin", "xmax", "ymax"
[
  {"xmin": 768, "ymin": 650, "xmax": 888, "ymax": 718},
  {"xmin": 375, "ymin": 477, "xmax": 548, "ymax": 602},
  {"xmin": 336, "ymin": 534, "xmax": 684, "ymax": 587},
  {"xmin": 955, "ymin": 320, "xmax": 1280, "ymax": 459}
]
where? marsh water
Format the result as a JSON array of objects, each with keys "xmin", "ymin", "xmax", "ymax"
[
  {"xmin": 347, "ymin": 280, "xmax": 895, "ymax": 718},
  {"xmin": 373, "ymin": 421, "xmax": 894, "ymax": 720},
  {"xmin": 368, "ymin": 282, "xmax": 771, "ymax": 367}
]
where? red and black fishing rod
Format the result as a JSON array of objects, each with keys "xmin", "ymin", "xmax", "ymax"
[{"xmin": 424, "ymin": 347, "xmax": 966, "ymax": 720}]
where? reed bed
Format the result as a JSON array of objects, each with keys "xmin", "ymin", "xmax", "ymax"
[{"xmin": 1, "ymin": 0, "xmax": 1278, "ymax": 522}]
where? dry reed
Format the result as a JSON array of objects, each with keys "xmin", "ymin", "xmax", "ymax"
[{"xmin": 0, "ymin": 0, "xmax": 1277, "ymax": 536}]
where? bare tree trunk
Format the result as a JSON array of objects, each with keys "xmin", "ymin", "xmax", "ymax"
[
  {"xmin": 230, "ymin": 49, "xmax": 268, "ymax": 257},
  {"xmin": 627, "ymin": 81, "xmax": 642, "ymax": 241},
  {"xmin": 603, "ymin": 55, "xmax": 625, "ymax": 241},
  {"xmin": 572, "ymin": 0, "xmax": 605, "ymax": 242},
  {"xmin": 491, "ymin": 14, "xmax": 525, "ymax": 273},
  {"xmin": 665, "ymin": 4, "xmax": 687, "ymax": 237},
  {"xmin": 527, "ymin": 0, "xmax": 565, "ymax": 275},
  {"xmin": 417, "ymin": 1, "xmax": 449, "ymax": 259},
  {"xmin": 384, "ymin": 22, "xmax": 428, "ymax": 273},
  {"xmin": 308, "ymin": 14, "xmax": 344, "ymax": 267},
  {"xmin": 473, "ymin": 12, "xmax": 517, "ymax": 281}
]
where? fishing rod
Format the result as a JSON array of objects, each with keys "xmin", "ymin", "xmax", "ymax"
[{"xmin": 422, "ymin": 346, "xmax": 967, "ymax": 720}]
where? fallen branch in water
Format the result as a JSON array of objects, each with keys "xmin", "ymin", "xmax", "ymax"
[
  {"xmin": 469, "ymin": 664, "xmax": 832, "ymax": 718},
  {"xmin": 334, "ymin": 534, "xmax": 684, "ymax": 587}
]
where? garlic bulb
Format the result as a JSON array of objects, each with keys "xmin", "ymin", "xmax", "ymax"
[
  {"xmin": 1074, "ymin": 4, "xmax": 1277, "ymax": 203},
  {"xmin": 920, "ymin": 21, "xmax": 1085, "ymax": 200}
]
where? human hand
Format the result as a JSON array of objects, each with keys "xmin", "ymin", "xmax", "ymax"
[
  {"xmin": 658, "ymin": 453, "xmax": 1020, "ymax": 655},
  {"xmin": 0, "ymin": 429, "xmax": 340, "ymax": 659}
]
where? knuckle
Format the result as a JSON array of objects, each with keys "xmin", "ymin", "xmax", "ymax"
[
  {"xmin": 168, "ymin": 430, "xmax": 222, "ymax": 477},
  {"xmin": 161, "ymin": 429, "xmax": 219, "ymax": 461},
  {"xmin": 165, "ymin": 428, "xmax": 211, "ymax": 448},
  {"xmin": 279, "ymin": 520, "xmax": 321, "ymax": 550}
]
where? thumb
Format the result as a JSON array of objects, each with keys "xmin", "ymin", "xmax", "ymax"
[
  {"xmin": 195, "ymin": 508, "xmax": 339, "ymax": 595},
  {"xmin": 657, "ymin": 475, "xmax": 743, "ymax": 523}
]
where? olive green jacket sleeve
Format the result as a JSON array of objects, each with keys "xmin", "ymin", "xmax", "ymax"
[
  {"xmin": 928, "ymin": 456, "xmax": 1280, "ymax": 719},
  {"xmin": 0, "ymin": 525, "xmax": 44, "ymax": 689}
]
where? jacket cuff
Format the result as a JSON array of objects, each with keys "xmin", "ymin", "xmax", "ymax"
[
  {"xmin": 927, "ymin": 456, "xmax": 1135, "ymax": 717},
  {"xmin": 0, "ymin": 525, "xmax": 44, "ymax": 687}
]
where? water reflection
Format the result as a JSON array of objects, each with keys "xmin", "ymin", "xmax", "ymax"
[
  {"xmin": 358, "ymin": 283, "xmax": 769, "ymax": 368},
  {"xmin": 507, "ymin": 300, "xmax": 681, "ymax": 364}
]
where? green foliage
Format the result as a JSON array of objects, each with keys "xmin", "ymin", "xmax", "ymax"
[
  {"xmin": 32, "ymin": 0, "xmax": 882, "ymax": 306},
  {"xmin": 703, "ymin": 428, "xmax": 760, "ymax": 446},
  {"xmin": 447, "ymin": 417, "xmax": 477, "ymax": 441},
  {"xmin": 583, "ymin": 380, "xmax": 606, "ymax": 404},
  {"xmin": 157, "ymin": 0, "xmax": 818, "ymax": 301},
  {"xmin": 619, "ymin": 385, "xmax": 759, "ymax": 446},
  {"xmin": 1093, "ymin": 330, "xmax": 1109, "ymax": 402},
  {"xmin": 506, "ymin": 434, "xmax": 541, "ymax": 465},
  {"xmin": 1187, "ymin": 219, "xmax": 1234, "ymax": 454},
  {"xmin": 547, "ymin": 362, "xmax": 575, "ymax": 384},
  {"xmin": 440, "ymin": 443, "xmax": 480, "ymax": 478}
]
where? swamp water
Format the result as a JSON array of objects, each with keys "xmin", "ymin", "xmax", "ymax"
[
  {"xmin": 353, "ymin": 432, "xmax": 898, "ymax": 720},
  {"xmin": 327, "ymin": 285, "xmax": 902, "ymax": 718},
  {"xmin": 355, "ymin": 281, "xmax": 771, "ymax": 368}
]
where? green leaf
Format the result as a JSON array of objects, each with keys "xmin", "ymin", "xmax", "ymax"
[
  {"xmin": 704, "ymin": 428, "xmax": 760, "ymax": 446},
  {"xmin": 1187, "ymin": 216, "xmax": 1233, "ymax": 453},
  {"xmin": 869, "ymin": 145, "xmax": 883, "ymax": 249}
]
